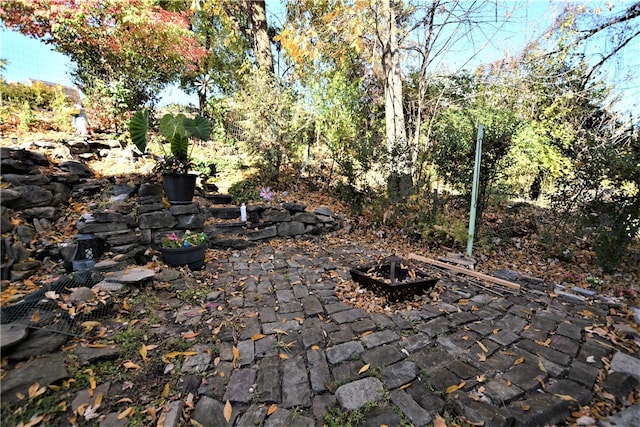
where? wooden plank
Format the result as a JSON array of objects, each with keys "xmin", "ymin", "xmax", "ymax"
[{"xmin": 408, "ymin": 253, "xmax": 521, "ymax": 291}]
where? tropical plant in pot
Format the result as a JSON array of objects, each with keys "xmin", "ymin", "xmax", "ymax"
[{"xmin": 129, "ymin": 110, "xmax": 211, "ymax": 204}]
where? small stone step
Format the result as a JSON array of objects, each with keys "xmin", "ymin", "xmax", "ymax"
[
  {"xmin": 207, "ymin": 207, "xmax": 240, "ymax": 220},
  {"xmin": 204, "ymin": 193, "xmax": 233, "ymax": 204},
  {"xmin": 210, "ymin": 237, "xmax": 253, "ymax": 250},
  {"xmin": 211, "ymin": 221, "xmax": 245, "ymax": 235}
]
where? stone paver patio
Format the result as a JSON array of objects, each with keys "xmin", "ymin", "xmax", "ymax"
[{"xmin": 2, "ymin": 238, "xmax": 640, "ymax": 426}]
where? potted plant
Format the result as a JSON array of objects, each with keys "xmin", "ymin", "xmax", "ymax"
[
  {"xmin": 158, "ymin": 230, "xmax": 208, "ymax": 270},
  {"xmin": 129, "ymin": 110, "xmax": 211, "ymax": 204}
]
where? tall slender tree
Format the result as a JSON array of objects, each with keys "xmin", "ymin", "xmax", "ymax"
[{"xmin": 247, "ymin": 0, "xmax": 274, "ymax": 73}]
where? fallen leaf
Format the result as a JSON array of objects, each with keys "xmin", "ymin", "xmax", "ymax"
[
  {"xmin": 311, "ymin": 345, "xmax": 320, "ymax": 351},
  {"xmin": 521, "ymin": 404, "xmax": 531, "ymax": 411},
  {"xmin": 162, "ymin": 383, "xmax": 170, "ymax": 398},
  {"xmin": 182, "ymin": 331, "xmax": 200, "ymax": 339},
  {"xmin": 434, "ymin": 413, "xmax": 447, "ymax": 427},
  {"xmin": 251, "ymin": 333, "xmax": 266, "ymax": 341},
  {"xmin": 184, "ymin": 392, "xmax": 195, "ymax": 409},
  {"xmin": 514, "ymin": 357, "xmax": 524, "ymax": 366},
  {"xmin": 399, "ymin": 383, "xmax": 412, "ymax": 390},
  {"xmin": 162, "ymin": 351, "xmax": 198, "ymax": 363},
  {"xmin": 477, "ymin": 352, "xmax": 487, "ymax": 362},
  {"xmin": 554, "ymin": 394, "xmax": 577, "ymax": 402},
  {"xmin": 54, "ymin": 400, "xmax": 67, "ymax": 412},
  {"xmin": 446, "ymin": 381, "xmax": 465, "ymax": 394},
  {"xmin": 223, "ymin": 400, "xmax": 232, "ymax": 422},
  {"xmin": 28, "ymin": 383, "xmax": 46, "ymax": 398},
  {"xmin": 23, "ymin": 414, "xmax": 45, "ymax": 427},
  {"xmin": 116, "ymin": 398, "xmax": 133, "ymax": 404},
  {"xmin": 76, "ymin": 402, "xmax": 88, "ymax": 416},
  {"xmin": 117, "ymin": 407, "xmax": 135, "ymax": 420},
  {"xmin": 477, "ymin": 341, "xmax": 488, "ymax": 353},
  {"xmin": 232, "ymin": 346, "xmax": 240, "ymax": 367},
  {"xmin": 271, "ymin": 328, "xmax": 288, "ymax": 335},
  {"xmin": 84, "ymin": 405, "xmax": 99, "ymax": 420},
  {"xmin": 30, "ymin": 311, "xmax": 41, "ymax": 323},
  {"xmin": 140, "ymin": 345, "xmax": 148, "ymax": 362},
  {"xmin": 122, "ymin": 361, "xmax": 141, "ymax": 370},
  {"xmin": 577, "ymin": 310, "xmax": 595, "ymax": 319},
  {"xmin": 267, "ymin": 403, "xmax": 277, "ymax": 415},
  {"xmin": 81, "ymin": 321, "xmax": 101, "ymax": 332},
  {"xmin": 535, "ymin": 338, "xmax": 551, "ymax": 347},
  {"xmin": 537, "ymin": 359, "xmax": 547, "ymax": 372},
  {"xmin": 358, "ymin": 364, "xmax": 370, "ymax": 374},
  {"xmin": 279, "ymin": 353, "xmax": 289, "ymax": 360},
  {"xmin": 191, "ymin": 420, "xmax": 204, "ymax": 427},
  {"xmin": 93, "ymin": 393, "xmax": 103, "ymax": 409}
]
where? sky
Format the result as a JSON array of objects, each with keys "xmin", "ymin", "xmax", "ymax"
[
  {"xmin": 0, "ymin": 28, "xmax": 198, "ymax": 106},
  {"xmin": 0, "ymin": 1, "xmax": 637, "ymax": 115}
]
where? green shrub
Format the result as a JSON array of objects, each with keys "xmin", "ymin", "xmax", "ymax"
[
  {"xmin": 228, "ymin": 179, "xmax": 261, "ymax": 204},
  {"xmin": 18, "ymin": 101, "xmax": 36, "ymax": 131}
]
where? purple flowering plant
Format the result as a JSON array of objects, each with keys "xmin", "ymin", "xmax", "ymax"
[
  {"xmin": 260, "ymin": 186, "xmax": 274, "ymax": 201},
  {"xmin": 161, "ymin": 230, "xmax": 207, "ymax": 248}
]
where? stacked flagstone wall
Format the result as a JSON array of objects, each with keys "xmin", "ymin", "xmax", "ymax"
[{"xmin": 0, "ymin": 145, "xmax": 344, "ymax": 280}]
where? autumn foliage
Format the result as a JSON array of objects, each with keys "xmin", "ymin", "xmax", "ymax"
[{"xmin": 1, "ymin": 0, "xmax": 207, "ymax": 130}]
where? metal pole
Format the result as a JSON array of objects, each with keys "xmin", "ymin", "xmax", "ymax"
[{"xmin": 467, "ymin": 124, "xmax": 484, "ymax": 258}]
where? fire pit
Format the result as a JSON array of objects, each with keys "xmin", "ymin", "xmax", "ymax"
[{"xmin": 349, "ymin": 256, "xmax": 440, "ymax": 301}]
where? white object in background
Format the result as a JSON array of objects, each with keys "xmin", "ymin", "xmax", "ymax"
[{"xmin": 240, "ymin": 203, "xmax": 247, "ymax": 222}]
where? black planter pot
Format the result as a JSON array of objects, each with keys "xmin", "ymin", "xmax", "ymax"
[
  {"xmin": 160, "ymin": 244, "xmax": 207, "ymax": 270},
  {"xmin": 163, "ymin": 174, "xmax": 197, "ymax": 205}
]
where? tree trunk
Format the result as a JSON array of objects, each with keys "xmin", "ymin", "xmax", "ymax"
[
  {"xmin": 381, "ymin": 0, "xmax": 411, "ymax": 199},
  {"xmin": 248, "ymin": 0, "xmax": 274, "ymax": 73}
]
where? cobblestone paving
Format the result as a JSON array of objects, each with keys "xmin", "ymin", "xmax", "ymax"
[{"xmin": 140, "ymin": 239, "xmax": 638, "ymax": 427}]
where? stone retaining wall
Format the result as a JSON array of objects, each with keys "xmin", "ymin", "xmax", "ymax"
[{"xmin": 0, "ymin": 146, "xmax": 344, "ymax": 280}]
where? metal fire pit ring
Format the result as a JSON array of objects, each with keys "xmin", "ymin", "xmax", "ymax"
[{"xmin": 349, "ymin": 256, "xmax": 440, "ymax": 302}]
